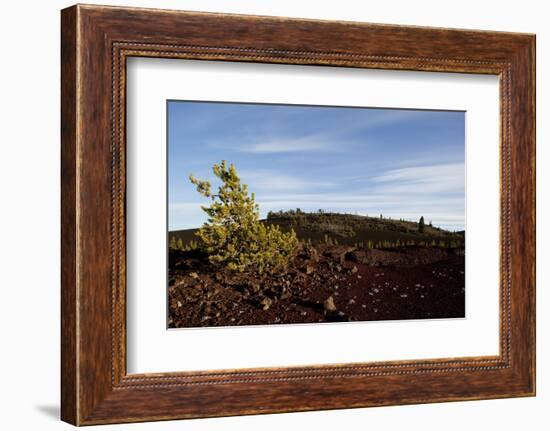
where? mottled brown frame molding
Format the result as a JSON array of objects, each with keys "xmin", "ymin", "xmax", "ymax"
[{"xmin": 61, "ymin": 4, "xmax": 535, "ymax": 426}]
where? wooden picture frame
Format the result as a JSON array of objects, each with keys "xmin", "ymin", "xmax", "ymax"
[{"xmin": 61, "ymin": 4, "xmax": 535, "ymax": 425}]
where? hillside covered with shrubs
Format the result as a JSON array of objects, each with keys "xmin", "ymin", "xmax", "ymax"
[{"xmin": 171, "ymin": 209, "xmax": 464, "ymax": 252}]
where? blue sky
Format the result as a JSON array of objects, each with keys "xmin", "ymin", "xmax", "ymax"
[{"xmin": 168, "ymin": 101, "xmax": 465, "ymax": 231}]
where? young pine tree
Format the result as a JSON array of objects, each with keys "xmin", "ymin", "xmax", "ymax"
[
  {"xmin": 189, "ymin": 160, "xmax": 298, "ymax": 274},
  {"xmin": 169, "ymin": 236, "xmax": 177, "ymax": 249},
  {"xmin": 418, "ymin": 216, "xmax": 425, "ymax": 233}
]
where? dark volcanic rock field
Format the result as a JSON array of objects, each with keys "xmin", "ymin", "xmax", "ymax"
[{"xmin": 168, "ymin": 244, "xmax": 465, "ymax": 328}]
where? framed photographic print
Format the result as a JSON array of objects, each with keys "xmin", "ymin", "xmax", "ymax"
[{"xmin": 61, "ymin": 4, "xmax": 536, "ymax": 425}]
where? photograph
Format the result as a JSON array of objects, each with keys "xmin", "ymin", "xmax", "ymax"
[{"xmin": 167, "ymin": 101, "xmax": 466, "ymax": 328}]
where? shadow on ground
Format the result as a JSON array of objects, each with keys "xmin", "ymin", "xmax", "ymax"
[{"xmin": 35, "ymin": 404, "xmax": 59, "ymax": 420}]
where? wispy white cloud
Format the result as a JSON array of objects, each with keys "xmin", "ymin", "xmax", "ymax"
[
  {"xmin": 240, "ymin": 170, "xmax": 336, "ymax": 192},
  {"xmin": 211, "ymin": 136, "xmax": 340, "ymax": 154},
  {"xmin": 206, "ymin": 109, "xmax": 433, "ymax": 154},
  {"xmin": 372, "ymin": 163, "xmax": 464, "ymax": 195},
  {"xmin": 248, "ymin": 138, "xmax": 328, "ymax": 153}
]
